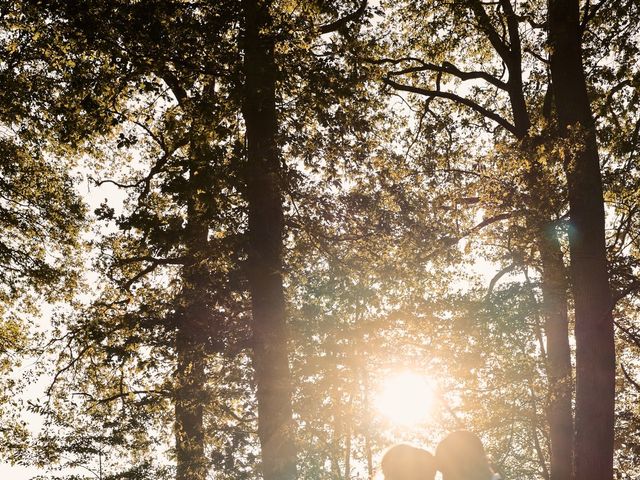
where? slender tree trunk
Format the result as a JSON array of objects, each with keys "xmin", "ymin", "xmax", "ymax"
[
  {"xmin": 537, "ymin": 228, "xmax": 574, "ymax": 480},
  {"xmin": 241, "ymin": 1, "xmax": 297, "ymax": 479},
  {"xmin": 175, "ymin": 320, "xmax": 207, "ymax": 480},
  {"xmin": 362, "ymin": 371, "xmax": 373, "ymax": 480},
  {"xmin": 526, "ymin": 375, "xmax": 551, "ymax": 480},
  {"xmin": 508, "ymin": 67, "xmax": 575, "ymax": 480},
  {"xmin": 478, "ymin": 4, "xmax": 576, "ymax": 475},
  {"xmin": 175, "ymin": 163, "xmax": 210, "ymax": 480},
  {"xmin": 343, "ymin": 389, "xmax": 353, "ymax": 480},
  {"xmin": 548, "ymin": 1, "xmax": 615, "ymax": 479},
  {"xmin": 174, "ymin": 260, "xmax": 207, "ymax": 480},
  {"xmin": 343, "ymin": 419, "xmax": 351, "ymax": 480}
]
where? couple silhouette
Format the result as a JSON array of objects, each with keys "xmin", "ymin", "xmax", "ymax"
[{"xmin": 381, "ymin": 431, "xmax": 501, "ymax": 480}]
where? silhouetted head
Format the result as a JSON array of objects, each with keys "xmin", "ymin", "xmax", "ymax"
[
  {"xmin": 435, "ymin": 431, "xmax": 496, "ymax": 480},
  {"xmin": 381, "ymin": 444, "xmax": 437, "ymax": 480}
]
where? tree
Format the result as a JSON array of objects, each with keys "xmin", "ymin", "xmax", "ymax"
[
  {"xmin": 547, "ymin": 1, "xmax": 615, "ymax": 478},
  {"xmin": 371, "ymin": 1, "xmax": 574, "ymax": 477},
  {"xmin": 0, "ymin": 4, "xmax": 87, "ymax": 457},
  {"xmin": 240, "ymin": 1, "xmax": 297, "ymax": 478},
  {"xmin": 5, "ymin": 1, "xmax": 639, "ymax": 479},
  {"xmin": 5, "ymin": 3, "xmax": 251, "ymax": 478}
]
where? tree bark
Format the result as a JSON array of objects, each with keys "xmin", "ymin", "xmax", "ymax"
[
  {"xmin": 537, "ymin": 228, "xmax": 574, "ymax": 480},
  {"xmin": 241, "ymin": 1, "xmax": 297, "ymax": 479},
  {"xmin": 547, "ymin": 1, "xmax": 615, "ymax": 479},
  {"xmin": 496, "ymin": 7, "xmax": 575, "ymax": 474},
  {"xmin": 175, "ymin": 162, "xmax": 210, "ymax": 480},
  {"xmin": 175, "ymin": 318, "xmax": 207, "ymax": 480}
]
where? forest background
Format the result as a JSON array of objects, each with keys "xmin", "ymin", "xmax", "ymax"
[{"xmin": 0, "ymin": 0, "xmax": 639, "ymax": 479}]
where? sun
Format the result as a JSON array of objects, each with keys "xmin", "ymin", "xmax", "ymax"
[{"xmin": 375, "ymin": 372, "xmax": 436, "ymax": 426}]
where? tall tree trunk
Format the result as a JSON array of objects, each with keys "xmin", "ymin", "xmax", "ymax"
[
  {"xmin": 241, "ymin": 1, "xmax": 297, "ymax": 479},
  {"xmin": 343, "ymin": 419, "xmax": 351, "ymax": 480},
  {"xmin": 524, "ymin": 219, "xmax": 575, "ymax": 480},
  {"xmin": 343, "ymin": 389, "xmax": 353, "ymax": 480},
  {"xmin": 471, "ymin": 3, "xmax": 576, "ymax": 475},
  {"xmin": 504, "ymin": 40, "xmax": 575, "ymax": 480},
  {"xmin": 537, "ymin": 228, "xmax": 574, "ymax": 480},
  {"xmin": 362, "ymin": 370, "xmax": 373, "ymax": 480},
  {"xmin": 175, "ymin": 162, "xmax": 210, "ymax": 480},
  {"xmin": 548, "ymin": 1, "xmax": 615, "ymax": 479},
  {"xmin": 175, "ymin": 318, "xmax": 207, "ymax": 480}
]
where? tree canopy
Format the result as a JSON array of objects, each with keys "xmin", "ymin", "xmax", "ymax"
[{"xmin": 1, "ymin": 1, "xmax": 639, "ymax": 479}]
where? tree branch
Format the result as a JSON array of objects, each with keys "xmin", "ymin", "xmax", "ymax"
[
  {"xmin": 383, "ymin": 77, "xmax": 518, "ymax": 135},
  {"xmin": 580, "ymin": 0, "xmax": 609, "ymax": 33},
  {"xmin": 367, "ymin": 56, "xmax": 508, "ymax": 90},
  {"xmin": 614, "ymin": 319, "xmax": 640, "ymax": 350},
  {"xmin": 159, "ymin": 69, "xmax": 189, "ymax": 106},
  {"xmin": 389, "ymin": 63, "xmax": 508, "ymax": 91},
  {"xmin": 612, "ymin": 279, "xmax": 640, "ymax": 305},
  {"xmin": 621, "ymin": 363, "xmax": 640, "ymax": 393},
  {"xmin": 467, "ymin": 0, "xmax": 513, "ymax": 63},
  {"xmin": 319, "ymin": 0, "xmax": 367, "ymax": 33},
  {"xmin": 121, "ymin": 255, "xmax": 188, "ymax": 290},
  {"xmin": 485, "ymin": 262, "xmax": 517, "ymax": 300},
  {"xmin": 116, "ymin": 255, "xmax": 189, "ymax": 267},
  {"xmin": 499, "ymin": 0, "xmax": 521, "ymax": 61}
]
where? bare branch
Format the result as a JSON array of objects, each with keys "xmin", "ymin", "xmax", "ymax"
[
  {"xmin": 428, "ymin": 211, "xmax": 520, "ymax": 261},
  {"xmin": 391, "ymin": 64, "xmax": 508, "ymax": 91},
  {"xmin": 525, "ymin": 48, "xmax": 550, "ymax": 65},
  {"xmin": 486, "ymin": 262, "xmax": 517, "ymax": 300},
  {"xmin": 121, "ymin": 255, "xmax": 188, "ymax": 290},
  {"xmin": 92, "ymin": 178, "xmax": 141, "ymax": 189},
  {"xmin": 116, "ymin": 255, "xmax": 189, "ymax": 267},
  {"xmin": 515, "ymin": 14, "xmax": 546, "ymax": 29},
  {"xmin": 73, "ymin": 389, "xmax": 171, "ymax": 411},
  {"xmin": 383, "ymin": 77, "xmax": 518, "ymax": 135},
  {"xmin": 367, "ymin": 56, "xmax": 508, "ymax": 90},
  {"xmin": 471, "ymin": 212, "xmax": 516, "ymax": 234}
]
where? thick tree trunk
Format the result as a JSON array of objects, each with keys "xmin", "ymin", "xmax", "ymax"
[
  {"xmin": 241, "ymin": 1, "xmax": 297, "ymax": 479},
  {"xmin": 548, "ymin": 1, "xmax": 615, "ymax": 479},
  {"xmin": 524, "ymin": 189, "xmax": 574, "ymax": 480},
  {"xmin": 537, "ymin": 229, "xmax": 574, "ymax": 480}
]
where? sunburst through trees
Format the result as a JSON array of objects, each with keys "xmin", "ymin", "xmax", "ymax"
[{"xmin": 1, "ymin": 1, "xmax": 639, "ymax": 479}]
